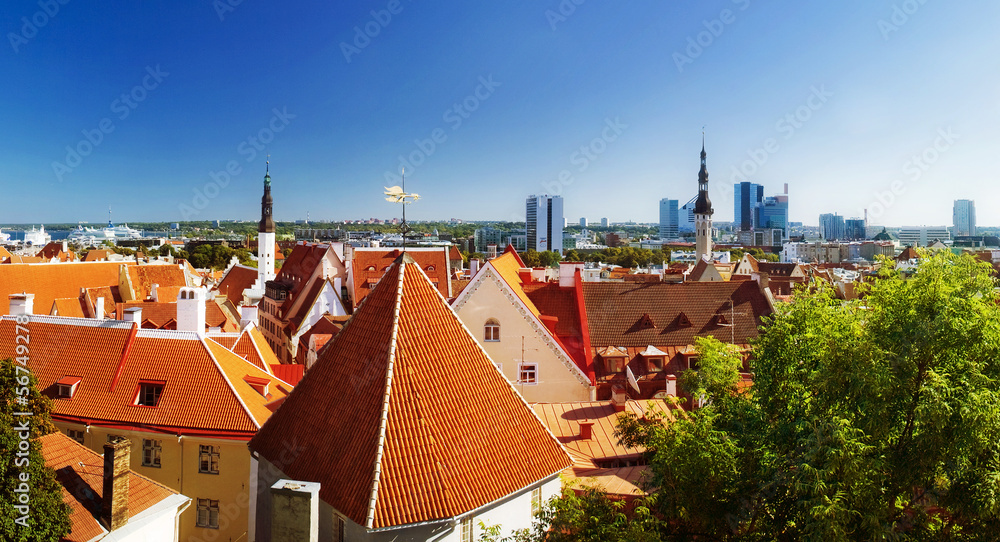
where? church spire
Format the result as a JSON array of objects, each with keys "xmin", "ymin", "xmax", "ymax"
[
  {"xmin": 259, "ymin": 158, "xmax": 275, "ymax": 234},
  {"xmin": 694, "ymin": 131, "xmax": 713, "ymax": 216}
]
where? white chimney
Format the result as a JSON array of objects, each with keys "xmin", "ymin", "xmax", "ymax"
[
  {"xmin": 9, "ymin": 293, "xmax": 34, "ymax": 316},
  {"xmin": 62, "ymin": 240, "xmax": 68, "ymax": 253},
  {"xmin": 123, "ymin": 307, "xmax": 142, "ymax": 324},
  {"xmin": 559, "ymin": 262, "xmax": 584, "ymax": 288},
  {"xmin": 95, "ymin": 296, "xmax": 105, "ymax": 319},
  {"xmin": 240, "ymin": 305, "xmax": 259, "ymax": 330},
  {"xmin": 470, "ymin": 259, "xmax": 480, "ymax": 277},
  {"xmin": 177, "ymin": 287, "xmax": 207, "ymax": 333},
  {"xmin": 150, "ymin": 283, "xmax": 160, "ymax": 302},
  {"xmin": 270, "ymin": 480, "xmax": 320, "ymax": 542}
]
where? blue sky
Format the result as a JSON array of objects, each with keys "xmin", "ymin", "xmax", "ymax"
[{"xmin": 2, "ymin": 1, "xmax": 997, "ymax": 227}]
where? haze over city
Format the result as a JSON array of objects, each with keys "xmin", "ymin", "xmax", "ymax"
[{"xmin": 3, "ymin": 1, "xmax": 996, "ymax": 226}]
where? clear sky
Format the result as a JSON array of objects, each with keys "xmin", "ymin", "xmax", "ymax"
[{"xmin": 2, "ymin": 1, "xmax": 997, "ymax": 227}]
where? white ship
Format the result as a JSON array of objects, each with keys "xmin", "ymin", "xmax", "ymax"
[
  {"xmin": 0, "ymin": 228, "xmax": 10, "ymax": 243},
  {"xmin": 69, "ymin": 209, "xmax": 143, "ymax": 244},
  {"xmin": 23, "ymin": 225, "xmax": 51, "ymax": 246}
]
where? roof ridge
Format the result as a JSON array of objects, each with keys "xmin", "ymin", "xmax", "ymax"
[
  {"xmin": 366, "ymin": 260, "xmax": 405, "ymax": 529},
  {"xmin": 200, "ymin": 335, "xmax": 261, "ymax": 430}
]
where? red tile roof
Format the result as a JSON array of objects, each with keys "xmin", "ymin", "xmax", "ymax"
[
  {"xmin": 125, "ymin": 265, "xmax": 187, "ymax": 300},
  {"xmin": 51, "ymin": 297, "xmax": 86, "ymax": 318},
  {"xmin": 117, "ymin": 300, "xmax": 237, "ymax": 331},
  {"xmin": 214, "ymin": 264, "xmax": 259, "ymax": 303},
  {"xmin": 41, "ymin": 432, "xmax": 181, "ymax": 542},
  {"xmin": 582, "ymin": 281, "xmax": 772, "ymax": 348},
  {"xmin": 350, "ymin": 248, "xmax": 450, "ymax": 308},
  {"xmin": 0, "ymin": 317, "xmax": 288, "ymax": 438},
  {"xmin": 250, "ymin": 254, "xmax": 570, "ymax": 530},
  {"xmin": 83, "ymin": 249, "xmax": 114, "ymax": 262},
  {"xmin": 0, "ymin": 262, "xmax": 125, "ymax": 315},
  {"xmin": 85, "ymin": 286, "xmax": 121, "ymax": 318}
]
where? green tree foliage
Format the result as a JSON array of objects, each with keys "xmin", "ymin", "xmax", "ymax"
[
  {"xmin": 1, "ymin": 357, "xmax": 72, "ymax": 541},
  {"xmin": 188, "ymin": 244, "xmax": 256, "ymax": 270},
  {"xmin": 623, "ymin": 252, "xmax": 1000, "ymax": 540},
  {"xmin": 566, "ymin": 247, "xmax": 666, "ymax": 268}
]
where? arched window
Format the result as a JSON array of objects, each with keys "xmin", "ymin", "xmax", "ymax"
[
  {"xmin": 425, "ymin": 265, "xmax": 436, "ymax": 272},
  {"xmin": 484, "ymin": 318, "xmax": 500, "ymax": 342}
]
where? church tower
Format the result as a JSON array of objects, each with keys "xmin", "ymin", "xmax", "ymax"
[
  {"xmin": 694, "ymin": 135, "xmax": 714, "ymax": 261},
  {"xmin": 258, "ymin": 161, "xmax": 277, "ymax": 285}
]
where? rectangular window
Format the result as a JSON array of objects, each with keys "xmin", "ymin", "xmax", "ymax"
[
  {"xmin": 531, "ymin": 487, "xmax": 542, "ymax": 516},
  {"xmin": 67, "ymin": 429, "xmax": 85, "ymax": 444},
  {"xmin": 461, "ymin": 517, "xmax": 473, "ymax": 542},
  {"xmin": 135, "ymin": 382, "xmax": 164, "ymax": 407},
  {"xmin": 142, "ymin": 439, "xmax": 162, "ymax": 468},
  {"xmin": 199, "ymin": 445, "xmax": 220, "ymax": 474},
  {"xmin": 518, "ymin": 363, "xmax": 537, "ymax": 385},
  {"xmin": 647, "ymin": 357, "xmax": 663, "ymax": 372},
  {"xmin": 332, "ymin": 514, "xmax": 345, "ymax": 542},
  {"xmin": 107, "ymin": 434, "xmax": 124, "ymax": 443},
  {"xmin": 688, "ymin": 356, "xmax": 700, "ymax": 370},
  {"xmin": 606, "ymin": 357, "xmax": 625, "ymax": 373},
  {"xmin": 196, "ymin": 499, "xmax": 219, "ymax": 529}
]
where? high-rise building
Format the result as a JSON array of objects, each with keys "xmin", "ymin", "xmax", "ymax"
[
  {"xmin": 580, "ymin": 217, "xmax": 588, "ymax": 227},
  {"xmin": 844, "ymin": 218, "xmax": 867, "ymax": 241},
  {"xmin": 659, "ymin": 199, "xmax": 679, "ymax": 240},
  {"xmin": 734, "ymin": 182, "xmax": 763, "ymax": 231},
  {"xmin": 526, "ymin": 195, "xmax": 564, "ymax": 255},
  {"xmin": 694, "ymin": 138, "xmax": 714, "ymax": 260},
  {"xmin": 819, "ymin": 213, "xmax": 845, "ymax": 241},
  {"xmin": 954, "ymin": 199, "xmax": 976, "ymax": 236},
  {"xmin": 600, "ymin": 217, "xmax": 609, "ymax": 228},
  {"xmin": 679, "ymin": 196, "xmax": 697, "ymax": 233}
]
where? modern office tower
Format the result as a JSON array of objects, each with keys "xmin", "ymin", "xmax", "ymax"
[
  {"xmin": 897, "ymin": 226, "xmax": 951, "ymax": 247},
  {"xmin": 580, "ymin": 217, "xmax": 588, "ymax": 227},
  {"xmin": 819, "ymin": 213, "xmax": 846, "ymax": 241},
  {"xmin": 678, "ymin": 196, "xmax": 697, "ymax": 232},
  {"xmin": 659, "ymin": 198, "xmax": 679, "ymax": 240},
  {"xmin": 758, "ymin": 195, "xmax": 789, "ymax": 232},
  {"xmin": 734, "ymin": 182, "xmax": 764, "ymax": 231},
  {"xmin": 601, "ymin": 217, "xmax": 609, "ymax": 227},
  {"xmin": 525, "ymin": 195, "xmax": 564, "ymax": 255},
  {"xmin": 844, "ymin": 218, "xmax": 867, "ymax": 241},
  {"xmin": 954, "ymin": 199, "xmax": 976, "ymax": 236}
]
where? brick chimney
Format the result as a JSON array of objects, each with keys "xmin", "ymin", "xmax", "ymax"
[
  {"xmin": 611, "ymin": 385, "xmax": 627, "ymax": 412},
  {"xmin": 8, "ymin": 293, "xmax": 34, "ymax": 316},
  {"xmin": 579, "ymin": 420, "xmax": 594, "ymax": 440},
  {"xmin": 102, "ymin": 438, "xmax": 131, "ymax": 531}
]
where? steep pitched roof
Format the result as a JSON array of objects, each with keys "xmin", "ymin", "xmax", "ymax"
[
  {"xmin": 250, "ymin": 255, "xmax": 570, "ymax": 530},
  {"xmin": 83, "ymin": 249, "xmax": 113, "ymax": 262},
  {"xmin": 350, "ymin": 248, "xmax": 450, "ymax": 308},
  {"xmin": 0, "ymin": 261, "xmax": 125, "ymax": 315},
  {"xmin": 487, "ymin": 251, "xmax": 540, "ymax": 318},
  {"xmin": 0, "ymin": 317, "xmax": 288, "ymax": 437},
  {"xmin": 41, "ymin": 432, "xmax": 184, "ymax": 542},
  {"xmin": 214, "ymin": 264, "xmax": 259, "ymax": 304},
  {"xmin": 582, "ymin": 281, "xmax": 772, "ymax": 347},
  {"xmin": 118, "ymin": 300, "xmax": 237, "ymax": 331},
  {"xmin": 51, "ymin": 297, "xmax": 86, "ymax": 318}
]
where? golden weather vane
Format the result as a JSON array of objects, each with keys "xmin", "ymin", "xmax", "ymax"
[{"xmin": 384, "ymin": 167, "xmax": 420, "ymax": 248}]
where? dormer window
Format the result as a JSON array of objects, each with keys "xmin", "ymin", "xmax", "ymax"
[
  {"xmin": 425, "ymin": 265, "xmax": 436, "ymax": 272},
  {"xmin": 606, "ymin": 357, "xmax": 627, "ymax": 373},
  {"xmin": 647, "ymin": 357, "xmax": 664, "ymax": 372},
  {"xmin": 244, "ymin": 375, "xmax": 271, "ymax": 398},
  {"xmin": 135, "ymin": 381, "xmax": 165, "ymax": 407},
  {"xmin": 56, "ymin": 376, "xmax": 82, "ymax": 399}
]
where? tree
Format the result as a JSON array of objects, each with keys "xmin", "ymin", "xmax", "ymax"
[
  {"xmin": 521, "ymin": 250, "xmax": 541, "ymax": 268},
  {"xmin": 538, "ymin": 251, "xmax": 561, "ymax": 268},
  {"xmin": 1, "ymin": 357, "xmax": 72, "ymax": 541}
]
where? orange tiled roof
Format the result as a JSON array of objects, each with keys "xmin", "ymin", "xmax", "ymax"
[
  {"xmin": 4, "ymin": 255, "xmax": 47, "ymax": 264},
  {"xmin": 214, "ymin": 264, "xmax": 259, "ymax": 303},
  {"xmin": 118, "ymin": 300, "xmax": 237, "ymax": 331},
  {"xmin": 0, "ymin": 261, "xmax": 125, "ymax": 315},
  {"xmin": 227, "ymin": 326, "xmax": 282, "ymax": 372},
  {"xmin": 487, "ymin": 250, "xmax": 540, "ymax": 318},
  {"xmin": 0, "ymin": 246, "xmax": 12, "ymax": 260},
  {"xmin": 125, "ymin": 264, "xmax": 187, "ymax": 300},
  {"xmin": 250, "ymin": 254, "xmax": 571, "ymax": 530},
  {"xmin": 41, "ymin": 431, "xmax": 182, "ymax": 542},
  {"xmin": 350, "ymin": 248, "xmax": 450, "ymax": 308},
  {"xmin": 51, "ymin": 298, "xmax": 86, "ymax": 318},
  {"xmin": 84, "ymin": 286, "xmax": 121, "ymax": 318},
  {"xmin": 83, "ymin": 249, "xmax": 113, "ymax": 262},
  {"xmin": 0, "ymin": 317, "xmax": 288, "ymax": 437}
]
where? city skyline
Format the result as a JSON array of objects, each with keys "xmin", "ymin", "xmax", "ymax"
[{"xmin": 3, "ymin": 2, "xmax": 997, "ymax": 227}]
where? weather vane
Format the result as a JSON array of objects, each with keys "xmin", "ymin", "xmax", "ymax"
[{"xmin": 384, "ymin": 167, "xmax": 420, "ymax": 248}]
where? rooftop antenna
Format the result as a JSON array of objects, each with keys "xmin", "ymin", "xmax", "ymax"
[{"xmin": 384, "ymin": 167, "xmax": 420, "ymax": 250}]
